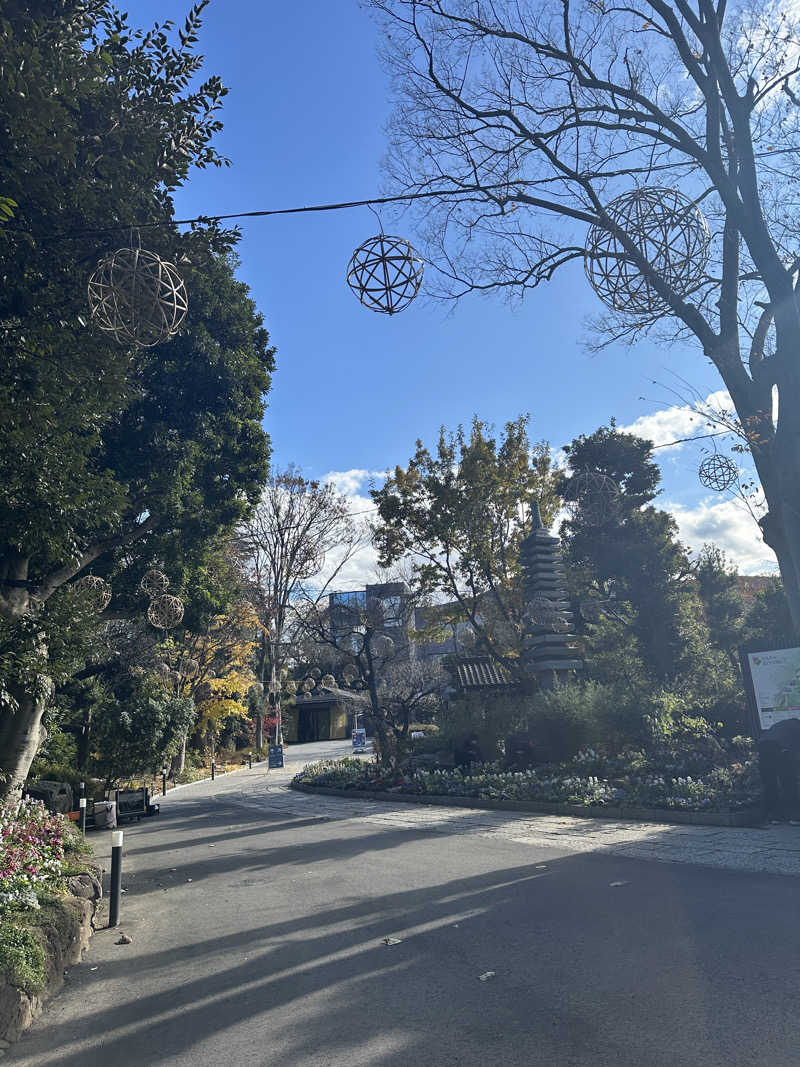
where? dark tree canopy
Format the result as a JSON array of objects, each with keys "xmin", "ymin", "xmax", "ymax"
[{"xmin": 0, "ymin": 1, "xmax": 274, "ymax": 794}]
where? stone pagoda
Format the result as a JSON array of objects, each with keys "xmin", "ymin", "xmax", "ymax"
[{"xmin": 519, "ymin": 499, "xmax": 583, "ymax": 686}]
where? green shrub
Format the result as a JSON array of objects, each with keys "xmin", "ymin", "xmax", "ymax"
[
  {"xmin": 440, "ymin": 691, "xmax": 528, "ymax": 761},
  {"xmin": 527, "ymin": 680, "xmax": 626, "ymax": 761},
  {"xmin": 0, "ymin": 922, "xmax": 47, "ymax": 995}
]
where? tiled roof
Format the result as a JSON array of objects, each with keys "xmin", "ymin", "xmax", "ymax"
[{"xmin": 454, "ymin": 656, "xmax": 514, "ymax": 690}]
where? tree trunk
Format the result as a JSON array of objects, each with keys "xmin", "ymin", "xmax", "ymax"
[
  {"xmin": 76, "ymin": 706, "xmax": 92, "ymax": 772},
  {"xmin": 0, "ymin": 680, "xmax": 50, "ymax": 799},
  {"xmin": 255, "ymin": 712, "xmax": 263, "ymax": 751},
  {"xmin": 753, "ymin": 355, "xmax": 800, "ymax": 639}
]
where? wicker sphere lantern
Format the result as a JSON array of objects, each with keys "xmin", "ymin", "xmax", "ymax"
[
  {"xmin": 526, "ymin": 596, "xmax": 568, "ymax": 631},
  {"xmin": 373, "ymin": 634, "xmax": 395, "ymax": 658},
  {"xmin": 341, "ymin": 665, "xmax": 358, "ymax": 686},
  {"xmin": 698, "ymin": 454, "xmax": 738, "ymax": 492},
  {"xmin": 302, "ymin": 678, "xmax": 315, "ymax": 693},
  {"xmin": 182, "ymin": 658, "xmax": 199, "ymax": 679},
  {"xmin": 321, "ymin": 673, "xmax": 336, "ymax": 689},
  {"xmin": 140, "ymin": 569, "xmax": 170, "ymax": 598},
  {"xmin": 584, "ymin": 188, "xmax": 710, "ymax": 315},
  {"xmin": 147, "ymin": 593, "xmax": 185, "ymax": 630},
  {"xmin": 195, "ymin": 681, "xmax": 213, "ymax": 703},
  {"xmin": 565, "ymin": 470, "xmax": 621, "ymax": 525},
  {"xmin": 285, "ymin": 679, "xmax": 298, "ymax": 696},
  {"xmin": 310, "ymin": 667, "xmax": 322, "ymax": 680},
  {"xmin": 165, "ymin": 669, "xmax": 182, "ymax": 687},
  {"xmin": 346, "ymin": 234, "xmax": 424, "ymax": 314},
  {"xmin": 249, "ymin": 681, "xmax": 264, "ymax": 697},
  {"xmin": 74, "ymin": 575, "xmax": 112, "ymax": 612},
  {"xmin": 87, "ymin": 246, "xmax": 188, "ymax": 347},
  {"xmin": 155, "ymin": 661, "xmax": 172, "ymax": 676}
]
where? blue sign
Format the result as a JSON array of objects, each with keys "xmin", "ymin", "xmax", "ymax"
[
  {"xmin": 352, "ymin": 728, "xmax": 367, "ymax": 752},
  {"xmin": 268, "ymin": 745, "xmax": 284, "ymax": 768}
]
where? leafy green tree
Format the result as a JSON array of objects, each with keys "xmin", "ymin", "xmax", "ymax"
[
  {"xmin": 741, "ymin": 578, "xmax": 796, "ymax": 649},
  {"xmin": 561, "ymin": 426, "xmax": 693, "ymax": 681},
  {"xmin": 694, "ymin": 545, "xmax": 745, "ymax": 666},
  {"xmin": 91, "ymin": 675, "xmax": 194, "ymax": 786},
  {"xmin": 0, "ymin": 3, "xmax": 273, "ymax": 795},
  {"xmin": 372, "ymin": 415, "xmax": 560, "ymax": 679}
]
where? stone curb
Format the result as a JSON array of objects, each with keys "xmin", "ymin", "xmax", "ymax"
[
  {"xmin": 290, "ymin": 782, "xmax": 764, "ymax": 828},
  {"xmin": 160, "ymin": 759, "xmax": 269, "ymax": 797}
]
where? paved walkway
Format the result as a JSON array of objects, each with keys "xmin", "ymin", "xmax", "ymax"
[
  {"xmin": 8, "ymin": 740, "xmax": 800, "ymax": 1067},
  {"xmin": 180, "ymin": 741, "xmax": 800, "ymax": 877}
]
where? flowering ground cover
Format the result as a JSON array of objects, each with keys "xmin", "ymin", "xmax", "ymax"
[
  {"xmin": 294, "ymin": 744, "xmax": 762, "ymax": 815},
  {"xmin": 0, "ymin": 797, "xmax": 91, "ymax": 997},
  {"xmin": 0, "ymin": 797, "xmax": 70, "ymax": 913}
]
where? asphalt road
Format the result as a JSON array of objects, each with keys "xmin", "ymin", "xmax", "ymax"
[{"xmin": 9, "ymin": 740, "xmax": 800, "ymax": 1066}]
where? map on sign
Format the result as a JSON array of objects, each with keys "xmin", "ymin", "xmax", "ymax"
[
  {"xmin": 352, "ymin": 728, "xmax": 367, "ymax": 752},
  {"xmin": 747, "ymin": 647, "xmax": 800, "ymax": 729}
]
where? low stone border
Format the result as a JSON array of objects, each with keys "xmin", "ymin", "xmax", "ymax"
[
  {"xmin": 0, "ymin": 866, "xmax": 102, "ymax": 1044},
  {"xmin": 160, "ymin": 757, "xmax": 268, "ymax": 797},
  {"xmin": 291, "ymin": 782, "xmax": 764, "ymax": 828}
]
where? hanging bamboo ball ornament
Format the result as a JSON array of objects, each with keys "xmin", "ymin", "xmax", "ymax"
[
  {"xmin": 584, "ymin": 188, "xmax": 710, "ymax": 315},
  {"xmin": 195, "ymin": 681, "xmax": 213, "ymax": 702},
  {"xmin": 140, "ymin": 569, "xmax": 170, "ymax": 598},
  {"xmin": 321, "ymin": 674, "xmax": 336, "ymax": 689},
  {"xmin": 373, "ymin": 634, "xmax": 395, "ymax": 657},
  {"xmin": 341, "ymin": 665, "xmax": 358, "ymax": 686},
  {"xmin": 346, "ymin": 234, "xmax": 424, "ymax": 314},
  {"xmin": 74, "ymin": 575, "xmax": 112, "ymax": 612},
  {"xmin": 302, "ymin": 678, "xmax": 315, "ymax": 693},
  {"xmin": 285, "ymin": 679, "xmax": 298, "ymax": 695},
  {"xmin": 310, "ymin": 667, "xmax": 322, "ymax": 680},
  {"xmin": 147, "ymin": 593, "xmax": 185, "ymax": 629},
  {"xmin": 87, "ymin": 246, "xmax": 188, "ymax": 347},
  {"xmin": 183, "ymin": 658, "xmax": 199, "ymax": 679},
  {"xmin": 565, "ymin": 470, "xmax": 621, "ymax": 525},
  {"xmin": 698, "ymin": 454, "xmax": 738, "ymax": 491}
]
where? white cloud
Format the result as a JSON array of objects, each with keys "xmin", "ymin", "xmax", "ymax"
[
  {"xmin": 323, "ymin": 468, "xmax": 388, "ymax": 497},
  {"xmin": 668, "ymin": 497, "xmax": 778, "ymax": 575},
  {"xmin": 619, "ymin": 389, "xmax": 732, "ymax": 448},
  {"xmin": 310, "ymin": 468, "xmax": 390, "ymax": 592}
]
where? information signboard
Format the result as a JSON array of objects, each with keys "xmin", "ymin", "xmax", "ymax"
[
  {"xmin": 268, "ymin": 744, "xmax": 284, "ymax": 769},
  {"xmin": 352, "ymin": 728, "xmax": 367, "ymax": 752},
  {"xmin": 741, "ymin": 645, "xmax": 800, "ymax": 731}
]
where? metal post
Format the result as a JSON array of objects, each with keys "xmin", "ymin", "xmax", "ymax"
[
  {"xmin": 211, "ymin": 759, "xmax": 215, "ymax": 781},
  {"xmin": 161, "ymin": 767, "xmax": 167, "ymax": 797},
  {"xmin": 248, "ymin": 753, "xmax": 252, "ymax": 769},
  {"xmin": 109, "ymin": 830, "xmax": 123, "ymax": 927},
  {"xmin": 79, "ymin": 796, "xmax": 87, "ymax": 836}
]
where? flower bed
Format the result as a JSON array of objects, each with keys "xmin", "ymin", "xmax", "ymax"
[
  {"xmin": 293, "ymin": 746, "xmax": 761, "ymax": 815},
  {"xmin": 0, "ymin": 797, "xmax": 99, "ymax": 1040},
  {"xmin": 0, "ymin": 798, "xmax": 69, "ymax": 913}
]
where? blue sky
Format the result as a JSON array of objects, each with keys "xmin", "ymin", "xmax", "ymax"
[{"xmin": 133, "ymin": 0, "xmax": 775, "ymax": 577}]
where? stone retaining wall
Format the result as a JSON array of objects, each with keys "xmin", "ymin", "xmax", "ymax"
[
  {"xmin": 0, "ymin": 866, "xmax": 102, "ymax": 1044},
  {"xmin": 291, "ymin": 782, "xmax": 763, "ymax": 827}
]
